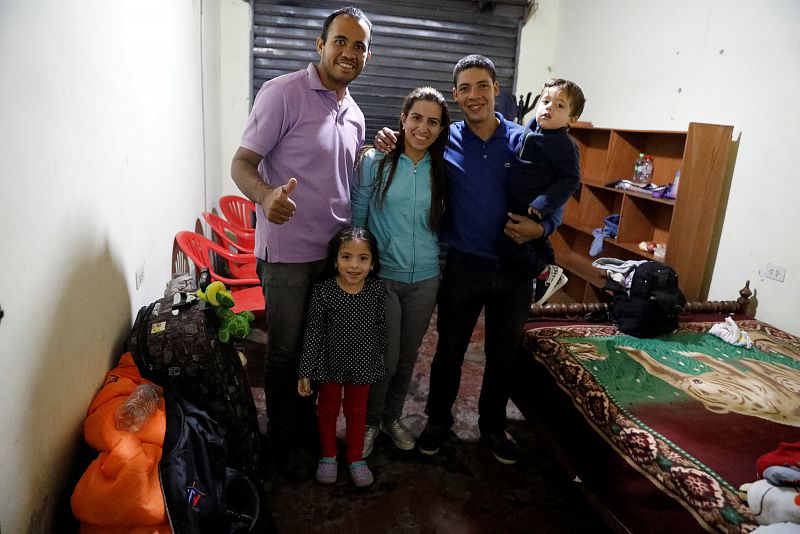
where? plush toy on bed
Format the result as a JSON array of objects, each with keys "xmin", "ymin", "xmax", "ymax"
[
  {"xmin": 739, "ymin": 478, "xmax": 800, "ymax": 531},
  {"xmin": 196, "ymin": 280, "xmax": 255, "ymax": 343}
]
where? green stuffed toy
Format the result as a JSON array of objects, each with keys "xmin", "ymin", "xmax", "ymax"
[{"xmin": 196, "ymin": 280, "xmax": 255, "ymax": 343}]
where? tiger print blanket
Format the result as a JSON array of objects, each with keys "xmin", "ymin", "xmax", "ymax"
[{"xmin": 523, "ymin": 319, "xmax": 800, "ymax": 534}]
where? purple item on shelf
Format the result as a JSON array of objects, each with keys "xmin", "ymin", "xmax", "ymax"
[{"xmin": 652, "ymin": 182, "xmax": 677, "ymax": 199}]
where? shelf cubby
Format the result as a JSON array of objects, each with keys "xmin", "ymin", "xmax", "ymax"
[
  {"xmin": 617, "ymin": 195, "xmax": 673, "ymax": 245},
  {"xmin": 606, "ymin": 129, "xmax": 686, "ymax": 186},
  {"xmin": 569, "ymin": 127, "xmax": 611, "ymax": 186},
  {"xmin": 577, "ymin": 184, "xmax": 623, "ymax": 230}
]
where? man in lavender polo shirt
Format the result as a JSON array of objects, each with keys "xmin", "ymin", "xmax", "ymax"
[{"xmin": 230, "ymin": 6, "xmax": 372, "ymax": 481}]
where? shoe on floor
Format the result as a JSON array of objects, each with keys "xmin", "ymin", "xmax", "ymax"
[
  {"xmin": 363, "ymin": 425, "xmax": 379, "ymax": 458},
  {"xmin": 480, "ymin": 431, "xmax": 519, "ymax": 465},
  {"xmin": 349, "ymin": 460, "xmax": 374, "ymax": 488},
  {"xmin": 382, "ymin": 419, "xmax": 415, "ymax": 450},
  {"xmin": 315, "ymin": 457, "xmax": 338, "ymax": 484},
  {"xmin": 533, "ymin": 265, "xmax": 568, "ymax": 306},
  {"xmin": 417, "ymin": 423, "xmax": 447, "ymax": 456}
]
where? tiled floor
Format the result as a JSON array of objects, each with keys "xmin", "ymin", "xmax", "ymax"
[{"xmin": 245, "ymin": 311, "xmax": 613, "ymax": 534}]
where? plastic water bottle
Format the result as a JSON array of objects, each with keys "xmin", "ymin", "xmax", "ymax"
[
  {"xmin": 114, "ymin": 383, "xmax": 160, "ymax": 432},
  {"xmin": 633, "ymin": 153, "xmax": 654, "ymax": 186}
]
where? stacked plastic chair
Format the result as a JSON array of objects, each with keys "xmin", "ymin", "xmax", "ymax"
[
  {"xmin": 203, "ymin": 211, "xmax": 255, "ymax": 254},
  {"xmin": 219, "ymin": 195, "xmax": 256, "ymax": 233},
  {"xmin": 174, "ymin": 231, "xmax": 264, "ymax": 317}
]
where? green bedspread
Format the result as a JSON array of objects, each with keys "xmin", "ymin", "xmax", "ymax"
[{"xmin": 524, "ymin": 319, "xmax": 800, "ymax": 533}]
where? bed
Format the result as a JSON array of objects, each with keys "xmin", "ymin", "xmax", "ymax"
[{"xmin": 512, "ymin": 282, "xmax": 800, "ymax": 533}]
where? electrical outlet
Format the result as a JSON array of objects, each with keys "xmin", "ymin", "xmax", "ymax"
[
  {"xmin": 764, "ymin": 262, "xmax": 786, "ymax": 282},
  {"xmin": 135, "ymin": 264, "xmax": 145, "ymax": 290}
]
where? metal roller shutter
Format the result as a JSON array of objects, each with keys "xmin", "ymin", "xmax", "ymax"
[{"xmin": 251, "ymin": 0, "xmax": 531, "ymax": 136}]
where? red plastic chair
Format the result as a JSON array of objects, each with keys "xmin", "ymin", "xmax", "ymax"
[
  {"xmin": 175, "ymin": 231, "xmax": 259, "ymax": 285},
  {"xmin": 203, "ymin": 211, "xmax": 255, "ymax": 254},
  {"xmin": 174, "ymin": 231, "xmax": 264, "ymax": 316},
  {"xmin": 219, "ymin": 195, "xmax": 256, "ymax": 233}
]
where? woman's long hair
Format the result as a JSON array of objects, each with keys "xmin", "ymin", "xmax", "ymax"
[{"xmin": 373, "ymin": 87, "xmax": 450, "ymax": 233}]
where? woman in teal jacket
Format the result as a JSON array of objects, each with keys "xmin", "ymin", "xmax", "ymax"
[{"xmin": 351, "ymin": 86, "xmax": 450, "ymax": 457}]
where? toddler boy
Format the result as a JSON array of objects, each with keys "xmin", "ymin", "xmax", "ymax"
[{"xmin": 498, "ymin": 78, "xmax": 586, "ymax": 305}]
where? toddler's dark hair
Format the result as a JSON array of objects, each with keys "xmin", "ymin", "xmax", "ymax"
[
  {"xmin": 325, "ymin": 225, "xmax": 381, "ymax": 278},
  {"xmin": 542, "ymin": 78, "xmax": 586, "ymax": 118}
]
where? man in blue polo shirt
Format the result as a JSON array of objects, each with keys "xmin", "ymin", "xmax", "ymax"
[
  {"xmin": 377, "ymin": 55, "xmax": 564, "ymax": 465},
  {"xmin": 231, "ymin": 6, "xmax": 372, "ymax": 481}
]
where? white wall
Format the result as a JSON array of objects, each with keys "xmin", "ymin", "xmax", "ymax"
[
  {"xmin": 518, "ymin": 0, "xmax": 800, "ymax": 334},
  {"xmin": 220, "ymin": 0, "xmax": 252, "ymax": 197},
  {"xmin": 0, "ymin": 1, "xmax": 218, "ymax": 531},
  {"xmin": 202, "ymin": 0, "xmax": 223, "ymax": 217},
  {"xmin": 517, "ymin": 0, "xmax": 560, "ymax": 112}
]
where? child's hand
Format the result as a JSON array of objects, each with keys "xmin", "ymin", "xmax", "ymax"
[{"xmin": 297, "ymin": 378, "xmax": 312, "ymax": 397}]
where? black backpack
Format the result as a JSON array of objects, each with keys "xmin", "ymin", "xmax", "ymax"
[
  {"xmin": 607, "ymin": 261, "xmax": 687, "ymax": 338},
  {"xmin": 161, "ymin": 390, "xmax": 268, "ymax": 533}
]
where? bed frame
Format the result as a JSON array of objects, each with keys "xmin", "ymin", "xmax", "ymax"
[{"xmin": 529, "ymin": 280, "xmax": 753, "ymax": 319}]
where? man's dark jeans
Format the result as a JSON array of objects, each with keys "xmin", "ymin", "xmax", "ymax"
[
  {"xmin": 257, "ymin": 258, "xmax": 326, "ymax": 450},
  {"xmin": 425, "ymin": 248, "xmax": 533, "ymax": 436}
]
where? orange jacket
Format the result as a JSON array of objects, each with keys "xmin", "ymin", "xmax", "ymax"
[{"xmin": 71, "ymin": 353, "xmax": 171, "ymax": 534}]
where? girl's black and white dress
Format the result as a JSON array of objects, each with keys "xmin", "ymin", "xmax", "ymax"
[{"xmin": 299, "ymin": 276, "xmax": 387, "ymax": 385}]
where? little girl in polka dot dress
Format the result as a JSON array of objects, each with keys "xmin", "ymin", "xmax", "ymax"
[{"xmin": 298, "ymin": 225, "xmax": 387, "ymax": 488}]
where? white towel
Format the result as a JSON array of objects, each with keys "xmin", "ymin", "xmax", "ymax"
[{"xmin": 709, "ymin": 317, "xmax": 753, "ymax": 349}]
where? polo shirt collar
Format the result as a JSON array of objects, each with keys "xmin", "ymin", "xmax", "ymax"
[
  {"xmin": 306, "ymin": 63, "xmax": 353, "ymax": 103},
  {"xmin": 462, "ymin": 112, "xmax": 508, "ymax": 142}
]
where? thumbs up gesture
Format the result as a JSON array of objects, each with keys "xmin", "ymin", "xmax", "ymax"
[{"xmin": 264, "ymin": 177, "xmax": 298, "ymax": 224}]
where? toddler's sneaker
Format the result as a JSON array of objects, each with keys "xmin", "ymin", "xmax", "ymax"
[
  {"xmin": 349, "ymin": 460, "xmax": 374, "ymax": 488},
  {"xmin": 363, "ymin": 425, "xmax": 379, "ymax": 458},
  {"xmin": 533, "ymin": 265, "xmax": 568, "ymax": 306},
  {"xmin": 382, "ymin": 419, "xmax": 415, "ymax": 451},
  {"xmin": 315, "ymin": 457, "xmax": 337, "ymax": 484}
]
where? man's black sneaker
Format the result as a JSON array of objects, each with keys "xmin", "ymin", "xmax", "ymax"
[
  {"xmin": 417, "ymin": 423, "xmax": 448, "ymax": 456},
  {"xmin": 480, "ymin": 431, "xmax": 519, "ymax": 465},
  {"xmin": 533, "ymin": 264, "xmax": 568, "ymax": 306}
]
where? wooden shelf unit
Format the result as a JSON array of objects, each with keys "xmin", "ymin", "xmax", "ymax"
[{"xmin": 555, "ymin": 122, "xmax": 733, "ymax": 302}]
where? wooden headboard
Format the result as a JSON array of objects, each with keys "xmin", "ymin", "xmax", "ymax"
[{"xmin": 529, "ymin": 280, "xmax": 753, "ymax": 319}]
